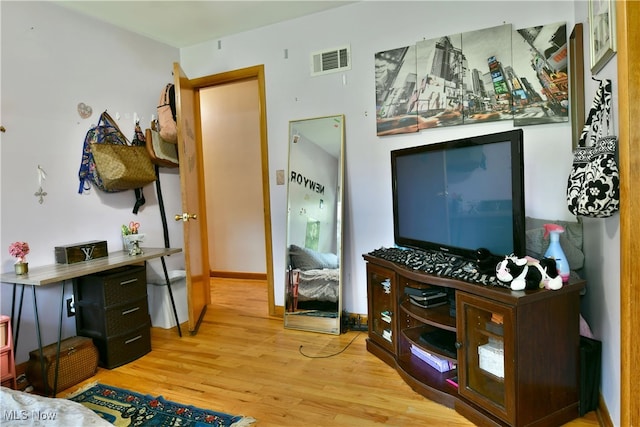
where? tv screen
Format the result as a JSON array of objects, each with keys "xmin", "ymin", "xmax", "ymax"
[{"xmin": 391, "ymin": 129, "xmax": 525, "ymax": 260}]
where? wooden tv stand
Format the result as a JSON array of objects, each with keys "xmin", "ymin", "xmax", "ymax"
[{"xmin": 363, "ymin": 252, "xmax": 586, "ymax": 427}]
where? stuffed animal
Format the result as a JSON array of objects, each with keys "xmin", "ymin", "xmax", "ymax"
[
  {"xmin": 475, "ymin": 247, "xmax": 505, "ymax": 275},
  {"xmin": 496, "ymin": 255, "xmax": 563, "ymax": 291}
]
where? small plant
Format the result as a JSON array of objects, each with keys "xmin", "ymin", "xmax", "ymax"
[{"xmin": 9, "ymin": 241, "xmax": 30, "ymax": 264}]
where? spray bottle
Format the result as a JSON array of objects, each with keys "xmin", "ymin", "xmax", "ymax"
[{"xmin": 543, "ymin": 224, "xmax": 570, "ymax": 283}]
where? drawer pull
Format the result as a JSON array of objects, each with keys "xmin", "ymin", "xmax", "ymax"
[
  {"xmin": 125, "ymin": 335, "xmax": 142, "ymax": 345},
  {"xmin": 120, "ymin": 278, "xmax": 138, "ymax": 286},
  {"xmin": 122, "ymin": 307, "xmax": 140, "ymax": 315}
]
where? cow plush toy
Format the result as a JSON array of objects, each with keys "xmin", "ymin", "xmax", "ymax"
[{"xmin": 496, "ymin": 255, "xmax": 563, "ymax": 291}]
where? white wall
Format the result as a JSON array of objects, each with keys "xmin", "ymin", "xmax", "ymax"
[
  {"xmin": 181, "ymin": 1, "xmax": 618, "ymax": 423},
  {"xmin": 0, "ymin": 2, "xmax": 182, "ymax": 363}
]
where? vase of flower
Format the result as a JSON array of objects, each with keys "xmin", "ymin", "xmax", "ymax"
[
  {"xmin": 9, "ymin": 241, "xmax": 30, "ymax": 276},
  {"xmin": 14, "ymin": 262, "xmax": 28, "ymax": 275}
]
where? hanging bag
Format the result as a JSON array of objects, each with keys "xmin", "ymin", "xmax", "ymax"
[
  {"xmin": 78, "ymin": 111, "xmax": 156, "ymax": 193},
  {"xmin": 145, "ymin": 125, "xmax": 179, "ymax": 168},
  {"xmin": 157, "ymin": 83, "xmax": 178, "ymax": 144},
  {"xmin": 566, "ymin": 79, "xmax": 620, "ymax": 218}
]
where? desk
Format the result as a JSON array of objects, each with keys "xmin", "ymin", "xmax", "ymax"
[{"xmin": 0, "ymin": 247, "xmax": 182, "ymax": 395}]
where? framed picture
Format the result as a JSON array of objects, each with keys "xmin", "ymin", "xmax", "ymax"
[
  {"xmin": 588, "ymin": 0, "xmax": 616, "ymax": 74},
  {"xmin": 569, "ymin": 23, "xmax": 585, "ymax": 148}
]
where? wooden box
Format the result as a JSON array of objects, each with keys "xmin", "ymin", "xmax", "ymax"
[
  {"xmin": 55, "ymin": 240, "xmax": 108, "ymax": 264},
  {"xmin": 26, "ymin": 336, "xmax": 98, "ymax": 393}
]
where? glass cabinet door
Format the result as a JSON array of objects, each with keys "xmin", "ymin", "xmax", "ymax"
[
  {"xmin": 367, "ymin": 264, "xmax": 396, "ymax": 355},
  {"xmin": 456, "ymin": 292, "xmax": 515, "ymax": 425}
]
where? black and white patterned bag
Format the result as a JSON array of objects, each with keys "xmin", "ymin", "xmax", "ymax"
[{"xmin": 566, "ymin": 79, "xmax": 619, "ymax": 218}]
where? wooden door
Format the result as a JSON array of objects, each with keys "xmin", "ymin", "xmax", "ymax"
[
  {"xmin": 173, "ymin": 62, "xmax": 211, "ymax": 332},
  {"xmin": 618, "ymin": 2, "xmax": 640, "ymax": 425}
]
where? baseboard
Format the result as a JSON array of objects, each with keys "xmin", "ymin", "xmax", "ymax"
[
  {"xmin": 210, "ymin": 271, "xmax": 267, "ymax": 280},
  {"xmin": 597, "ymin": 393, "xmax": 613, "ymax": 427}
]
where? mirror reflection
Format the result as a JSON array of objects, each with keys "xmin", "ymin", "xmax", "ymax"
[{"xmin": 284, "ymin": 115, "xmax": 345, "ymax": 334}]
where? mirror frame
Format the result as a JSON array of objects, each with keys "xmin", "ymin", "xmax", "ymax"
[{"xmin": 284, "ymin": 115, "xmax": 345, "ymax": 334}]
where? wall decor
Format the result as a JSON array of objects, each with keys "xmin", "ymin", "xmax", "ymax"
[
  {"xmin": 588, "ymin": 0, "xmax": 616, "ymax": 75},
  {"xmin": 461, "ymin": 24, "xmax": 513, "ymax": 125},
  {"xmin": 374, "ymin": 21, "xmax": 571, "ymax": 135},
  {"xmin": 415, "ymin": 34, "xmax": 464, "ymax": 128},
  {"xmin": 375, "ymin": 45, "xmax": 418, "ymax": 136},
  {"xmin": 513, "ymin": 22, "xmax": 569, "ymax": 126},
  {"xmin": 569, "ymin": 24, "xmax": 585, "ymax": 149}
]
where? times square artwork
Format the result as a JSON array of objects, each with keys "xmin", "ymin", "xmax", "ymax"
[{"xmin": 375, "ymin": 22, "xmax": 568, "ymax": 136}]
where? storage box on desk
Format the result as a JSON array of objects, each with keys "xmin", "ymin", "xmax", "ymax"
[
  {"xmin": 55, "ymin": 240, "xmax": 108, "ymax": 264},
  {"xmin": 25, "ymin": 336, "xmax": 98, "ymax": 393}
]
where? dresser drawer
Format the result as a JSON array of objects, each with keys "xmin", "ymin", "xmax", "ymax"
[
  {"xmin": 93, "ymin": 323, "xmax": 151, "ymax": 369},
  {"xmin": 74, "ymin": 266, "xmax": 147, "ymax": 307},
  {"xmin": 76, "ymin": 296, "xmax": 150, "ymax": 338}
]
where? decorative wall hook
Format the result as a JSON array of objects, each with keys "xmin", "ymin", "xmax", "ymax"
[{"xmin": 35, "ymin": 165, "xmax": 48, "ymax": 204}]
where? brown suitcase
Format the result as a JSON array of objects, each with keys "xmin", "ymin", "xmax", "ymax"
[{"xmin": 26, "ymin": 336, "xmax": 98, "ymax": 394}]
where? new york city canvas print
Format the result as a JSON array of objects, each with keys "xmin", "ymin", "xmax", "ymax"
[{"xmin": 374, "ymin": 21, "xmax": 568, "ymax": 136}]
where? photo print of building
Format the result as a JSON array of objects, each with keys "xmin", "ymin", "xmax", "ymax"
[
  {"xmin": 375, "ymin": 46, "xmax": 419, "ymax": 136},
  {"xmin": 374, "ymin": 21, "xmax": 569, "ymax": 136},
  {"xmin": 512, "ymin": 22, "xmax": 569, "ymax": 126}
]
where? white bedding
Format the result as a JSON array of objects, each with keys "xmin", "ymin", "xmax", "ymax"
[
  {"xmin": 0, "ymin": 386, "xmax": 111, "ymax": 426},
  {"xmin": 296, "ymin": 268, "xmax": 339, "ymax": 302}
]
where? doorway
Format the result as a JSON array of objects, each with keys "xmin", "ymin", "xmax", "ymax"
[
  {"xmin": 189, "ymin": 65, "xmax": 276, "ymax": 316},
  {"xmin": 200, "ymin": 80, "xmax": 266, "ymax": 279}
]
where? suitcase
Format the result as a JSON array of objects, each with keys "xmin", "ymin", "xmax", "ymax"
[{"xmin": 26, "ymin": 336, "xmax": 98, "ymax": 394}]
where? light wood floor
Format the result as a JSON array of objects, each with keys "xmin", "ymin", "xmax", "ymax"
[{"xmin": 64, "ymin": 278, "xmax": 601, "ymax": 426}]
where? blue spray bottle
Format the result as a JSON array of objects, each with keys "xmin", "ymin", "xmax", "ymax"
[{"xmin": 543, "ymin": 224, "xmax": 570, "ymax": 283}]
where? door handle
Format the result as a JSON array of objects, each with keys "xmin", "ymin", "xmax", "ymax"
[{"xmin": 175, "ymin": 213, "xmax": 197, "ymax": 222}]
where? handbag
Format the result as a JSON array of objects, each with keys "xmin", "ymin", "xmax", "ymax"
[
  {"xmin": 566, "ymin": 79, "xmax": 620, "ymax": 218},
  {"xmin": 157, "ymin": 83, "xmax": 178, "ymax": 144},
  {"xmin": 91, "ymin": 143, "xmax": 156, "ymax": 191},
  {"xmin": 78, "ymin": 111, "xmax": 156, "ymax": 193},
  {"xmin": 145, "ymin": 127, "xmax": 179, "ymax": 168}
]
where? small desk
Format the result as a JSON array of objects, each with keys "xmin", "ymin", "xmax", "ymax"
[{"xmin": 0, "ymin": 247, "xmax": 182, "ymax": 395}]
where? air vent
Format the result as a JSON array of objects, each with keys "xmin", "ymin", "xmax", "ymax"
[{"xmin": 311, "ymin": 45, "xmax": 351, "ymax": 76}]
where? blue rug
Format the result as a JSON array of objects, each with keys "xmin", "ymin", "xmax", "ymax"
[{"xmin": 68, "ymin": 383, "xmax": 255, "ymax": 427}]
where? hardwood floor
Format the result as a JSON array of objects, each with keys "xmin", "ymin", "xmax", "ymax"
[{"xmin": 64, "ymin": 278, "xmax": 600, "ymax": 426}]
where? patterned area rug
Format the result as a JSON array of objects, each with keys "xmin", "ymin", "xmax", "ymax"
[{"xmin": 67, "ymin": 383, "xmax": 256, "ymax": 427}]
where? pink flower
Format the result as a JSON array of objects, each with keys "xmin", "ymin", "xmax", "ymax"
[{"xmin": 8, "ymin": 241, "xmax": 29, "ymax": 263}]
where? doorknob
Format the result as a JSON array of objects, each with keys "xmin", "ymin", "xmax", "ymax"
[{"xmin": 175, "ymin": 213, "xmax": 197, "ymax": 222}]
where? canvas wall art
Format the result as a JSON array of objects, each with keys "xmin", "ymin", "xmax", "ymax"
[
  {"xmin": 513, "ymin": 22, "xmax": 569, "ymax": 126},
  {"xmin": 415, "ymin": 34, "xmax": 464, "ymax": 128},
  {"xmin": 374, "ymin": 21, "xmax": 570, "ymax": 135},
  {"xmin": 460, "ymin": 24, "xmax": 514, "ymax": 125},
  {"xmin": 375, "ymin": 46, "xmax": 418, "ymax": 136}
]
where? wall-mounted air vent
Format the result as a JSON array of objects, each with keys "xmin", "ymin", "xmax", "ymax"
[{"xmin": 311, "ymin": 45, "xmax": 351, "ymax": 76}]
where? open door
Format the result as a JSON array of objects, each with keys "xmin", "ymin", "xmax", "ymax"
[{"xmin": 173, "ymin": 62, "xmax": 211, "ymax": 333}]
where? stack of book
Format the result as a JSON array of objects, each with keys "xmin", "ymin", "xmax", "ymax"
[{"xmin": 405, "ymin": 286, "xmax": 448, "ymax": 309}]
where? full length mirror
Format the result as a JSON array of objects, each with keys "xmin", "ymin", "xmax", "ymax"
[{"xmin": 284, "ymin": 115, "xmax": 345, "ymax": 334}]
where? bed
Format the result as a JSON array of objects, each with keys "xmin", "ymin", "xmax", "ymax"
[
  {"xmin": 0, "ymin": 386, "xmax": 111, "ymax": 426},
  {"xmin": 287, "ymin": 244, "xmax": 339, "ymax": 312}
]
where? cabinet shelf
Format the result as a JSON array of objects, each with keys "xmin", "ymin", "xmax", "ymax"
[
  {"xmin": 398, "ymin": 351, "xmax": 458, "ymax": 389},
  {"xmin": 400, "ymin": 298, "xmax": 456, "ymax": 331},
  {"xmin": 401, "ymin": 326, "xmax": 457, "ymax": 362}
]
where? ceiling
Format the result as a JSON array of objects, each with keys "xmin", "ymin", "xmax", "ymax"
[{"xmin": 54, "ymin": 1, "xmax": 357, "ymax": 48}]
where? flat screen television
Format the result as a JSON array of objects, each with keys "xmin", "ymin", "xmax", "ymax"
[{"xmin": 391, "ymin": 129, "xmax": 525, "ymax": 260}]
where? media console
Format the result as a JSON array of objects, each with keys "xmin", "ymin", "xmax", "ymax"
[{"xmin": 364, "ymin": 248, "xmax": 586, "ymax": 427}]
